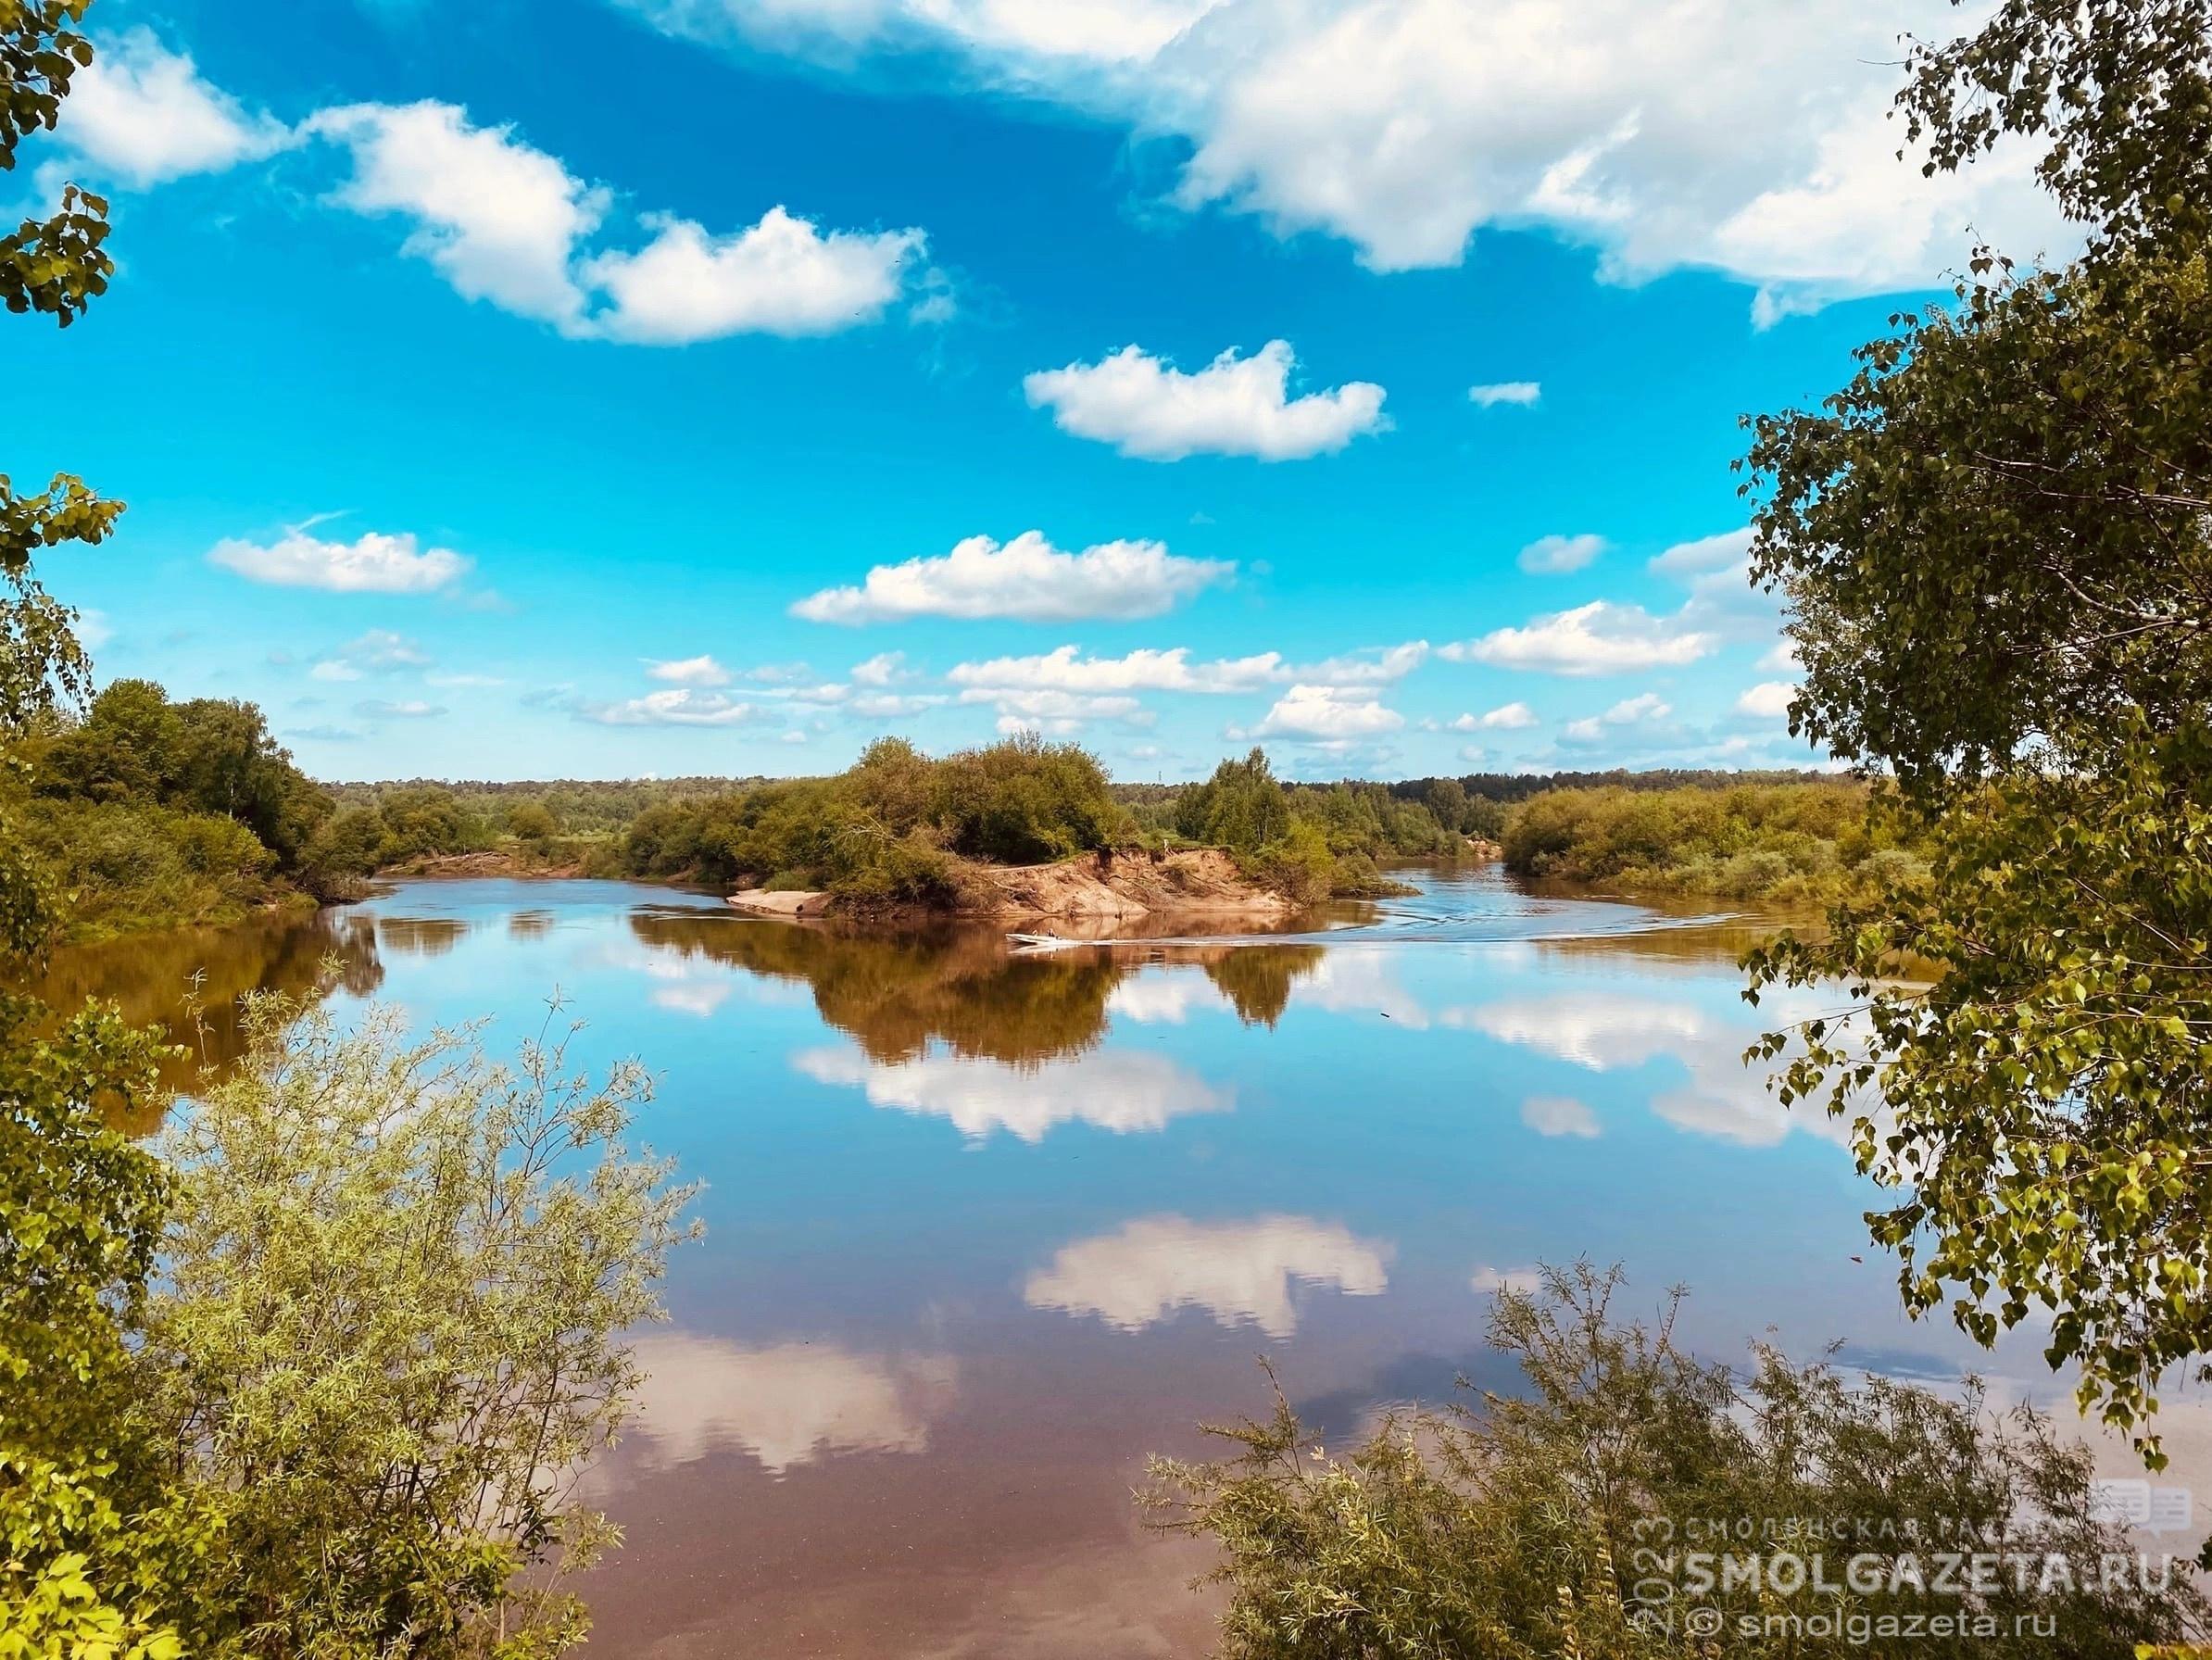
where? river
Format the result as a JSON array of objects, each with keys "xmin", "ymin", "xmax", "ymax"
[{"xmin": 33, "ymin": 863, "xmax": 2173, "ymax": 1657}]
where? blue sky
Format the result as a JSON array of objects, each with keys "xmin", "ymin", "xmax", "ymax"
[{"xmin": 6, "ymin": 0, "xmax": 2062, "ymax": 782}]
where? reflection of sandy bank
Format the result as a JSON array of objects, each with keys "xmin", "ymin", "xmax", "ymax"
[
  {"xmin": 1026, "ymin": 1214, "xmax": 1391, "ymax": 1338},
  {"xmin": 793, "ymin": 1042, "xmax": 1233, "ymax": 1142},
  {"xmin": 624, "ymin": 1332, "xmax": 958, "ymax": 1477}
]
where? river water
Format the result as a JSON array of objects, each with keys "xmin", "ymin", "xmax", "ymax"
[{"xmin": 34, "ymin": 864, "xmax": 2162, "ymax": 1656}]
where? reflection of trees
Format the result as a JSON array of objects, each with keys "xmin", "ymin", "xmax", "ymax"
[
  {"xmin": 376, "ymin": 915, "xmax": 473, "ymax": 957},
  {"xmin": 629, "ymin": 912, "xmax": 1326, "ymax": 1063},
  {"xmin": 28, "ymin": 906, "xmax": 383, "ymax": 1125},
  {"xmin": 508, "ymin": 909, "xmax": 556, "ymax": 940},
  {"xmin": 630, "ymin": 913, "xmax": 1121, "ymax": 1064},
  {"xmin": 1202, "ymin": 946, "xmax": 1324, "ymax": 1027}
]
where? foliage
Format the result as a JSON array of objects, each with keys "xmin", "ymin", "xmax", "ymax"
[
  {"xmin": 7, "ymin": 679, "xmax": 338, "ymax": 933},
  {"xmin": 928, "ymin": 731, "xmax": 1130, "ymax": 863},
  {"xmin": 1150, "ymin": 1264, "xmax": 2206, "ymax": 1659},
  {"xmin": 139, "ymin": 994, "xmax": 699, "ymax": 1657},
  {"xmin": 1741, "ymin": 0, "xmax": 2212, "ymax": 1460},
  {"xmin": 1163, "ymin": 749, "xmax": 1438, "ymax": 899},
  {"xmin": 1746, "ymin": 719, "xmax": 2212, "ymax": 1461},
  {"xmin": 1502, "ymin": 780, "xmax": 1926, "ymax": 903},
  {"xmin": 0, "ymin": 17, "xmax": 184, "ymax": 1646},
  {"xmin": 607, "ymin": 734, "xmax": 1127, "ymax": 904}
]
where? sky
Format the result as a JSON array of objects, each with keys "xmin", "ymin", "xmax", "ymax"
[{"xmin": 5, "ymin": 0, "xmax": 2065, "ymax": 783}]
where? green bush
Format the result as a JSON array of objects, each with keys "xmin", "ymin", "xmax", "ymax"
[
  {"xmin": 1501, "ymin": 781, "xmax": 1927, "ymax": 903},
  {"xmin": 1150, "ymin": 1264, "xmax": 2206, "ymax": 1658}
]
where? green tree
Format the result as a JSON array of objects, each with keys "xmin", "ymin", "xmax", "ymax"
[
  {"xmin": 140, "ymin": 996, "xmax": 699, "ymax": 1655},
  {"xmin": 1741, "ymin": 0, "xmax": 2212, "ymax": 1458},
  {"xmin": 1175, "ymin": 748, "xmax": 1291, "ymax": 853},
  {"xmin": 0, "ymin": 6, "xmax": 187, "ymax": 1648}
]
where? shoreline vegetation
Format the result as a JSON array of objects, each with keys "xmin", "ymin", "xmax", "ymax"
[{"xmin": 2, "ymin": 685, "xmax": 1925, "ymax": 943}]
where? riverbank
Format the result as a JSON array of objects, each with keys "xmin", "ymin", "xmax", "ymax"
[{"xmin": 730, "ymin": 846, "xmax": 1300, "ymax": 926}]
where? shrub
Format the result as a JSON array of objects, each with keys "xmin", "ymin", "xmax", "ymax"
[
  {"xmin": 142, "ymin": 995, "xmax": 699, "ymax": 1656},
  {"xmin": 1150, "ymin": 1264, "xmax": 2206, "ymax": 1659}
]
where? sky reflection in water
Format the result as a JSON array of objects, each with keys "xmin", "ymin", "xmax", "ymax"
[{"xmin": 40, "ymin": 867, "xmax": 2109, "ymax": 1657}]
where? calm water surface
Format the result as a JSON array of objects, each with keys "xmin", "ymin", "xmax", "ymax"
[{"xmin": 44, "ymin": 866, "xmax": 2117, "ymax": 1656}]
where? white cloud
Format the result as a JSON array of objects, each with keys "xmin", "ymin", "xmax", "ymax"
[
  {"xmin": 850, "ymin": 651, "xmax": 907, "ymax": 685},
  {"xmin": 308, "ymin": 99, "xmax": 924, "ymax": 342},
  {"xmin": 794, "ymin": 1043, "xmax": 1231, "ymax": 1141},
  {"xmin": 1516, "ymin": 532, "xmax": 1607, "ymax": 575},
  {"xmin": 55, "ymin": 30, "xmax": 291, "ymax": 186},
  {"xmin": 1735, "ymin": 680, "xmax": 1797, "ymax": 719},
  {"xmin": 947, "ymin": 640, "xmax": 1422, "ymax": 696},
  {"xmin": 1468, "ymin": 380, "xmax": 1540, "ymax": 407},
  {"xmin": 308, "ymin": 101, "xmax": 609, "ymax": 329},
  {"xmin": 624, "ymin": 0, "xmax": 2067, "ymax": 320},
  {"xmin": 1442, "ymin": 600, "xmax": 1715, "ymax": 676},
  {"xmin": 1024, "ymin": 340, "xmax": 1387, "ymax": 461},
  {"xmin": 1759, "ymin": 639, "xmax": 1803, "ymax": 673},
  {"xmin": 1024, "ymin": 1214, "xmax": 1390, "ymax": 1338},
  {"xmin": 578, "ymin": 687, "xmax": 760, "ymax": 726},
  {"xmin": 959, "ymin": 686, "xmax": 1150, "ymax": 729},
  {"xmin": 311, "ymin": 629, "xmax": 432, "ymax": 681},
  {"xmin": 355, "ymin": 698, "xmax": 445, "ymax": 719},
  {"xmin": 1563, "ymin": 691, "xmax": 1671, "ymax": 745},
  {"xmin": 850, "ymin": 691, "xmax": 948, "ymax": 718},
  {"xmin": 1452, "ymin": 701, "xmax": 1537, "ymax": 732},
  {"xmin": 1648, "ymin": 526, "xmax": 1753, "ymax": 576},
  {"xmin": 792, "ymin": 531, "xmax": 1232, "ymax": 624},
  {"xmin": 210, "ymin": 527, "xmax": 469, "ymax": 594},
  {"xmin": 1520, "ymin": 1095, "xmax": 1599, "ymax": 1138},
  {"xmin": 647, "ymin": 653, "xmax": 733, "ymax": 685},
  {"xmin": 624, "ymin": 1332, "xmax": 957, "ymax": 1476},
  {"xmin": 580, "ymin": 206, "xmax": 923, "ymax": 343},
  {"xmin": 1251, "ymin": 683, "xmax": 1401, "ymax": 742}
]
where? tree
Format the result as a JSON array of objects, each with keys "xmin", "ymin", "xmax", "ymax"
[
  {"xmin": 1741, "ymin": 0, "xmax": 2212, "ymax": 1459},
  {"xmin": 1175, "ymin": 748, "xmax": 1290, "ymax": 852},
  {"xmin": 0, "ymin": 6, "xmax": 186, "ymax": 1650},
  {"xmin": 140, "ymin": 996, "xmax": 698, "ymax": 1656}
]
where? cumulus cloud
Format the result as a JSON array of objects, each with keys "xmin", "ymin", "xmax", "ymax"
[
  {"xmin": 1024, "ymin": 340, "xmax": 1387, "ymax": 461},
  {"xmin": 576, "ymin": 687, "xmax": 760, "ymax": 725},
  {"xmin": 580, "ymin": 207, "xmax": 924, "ymax": 343},
  {"xmin": 622, "ymin": 0, "xmax": 2067, "ymax": 318},
  {"xmin": 209, "ymin": 526, "xmax": 470, "ymax": 594},
  {"xmin": 308, "ymin": 100, "xmax": 923, "ymax": 341},
  {"xmin": 355, "ymin": 698, "xmax": 445, "ymax": 719},
  {"xmin": 310, "ymin": 629, "xmax": 433, "ymax": 681},
  {"xmin": 1251, "ymin": 684, "xmax": 1402, "ymax": 742},
  {"xmin": 1024, "ymin": 1214, "xmax": 1390, "ymax": 1338},
  {"xmin": 1452, "ymin": 701, "xmax": 1538, "ymax": 731},
  {"xmin": 792, "ymin": 531, "xmax": 1232, "ymax": 624},
  {"xmin": 850, "ymin": 651, "xmax": 907, "ymax": 685},
  {"xmin": 1563, "ymin": 690, "xmax": 1671, "ymax": 744},
  {"xmin": 1735, "ymin": 680, "xmax": 1797, "ymax": 719},
  {"xmin": 947, "ymin": 640, "xmax": 1422, "ymax": 696},
  {"xmin": 55, "ymin": 30, "xmax": 291, "ymax": 186},
  {"xmin": 958, "ymin": 686, "xmax": 1150, "ymax": 732},
  {"xmin": 1442, "ymin": 600, "xmax": 1715, "ymax": 676},
  {"xmin": 1648, "ymin": 526, "xmax": 1753, "ymax": 576},
  {"xmin": 1468, "ymin": 380, "xmax": 1540, "ymax": 407},
  {"xmin": 647, "ymin": 653, "xmax": 733, "ymax": 685},
  {"xmin": 1516, "ymin": 532, "xmax": 1607, "ymax": 575},
  {"xmin": 307, "ymin": 101, "xmax": 610, "ymax": 329}
]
